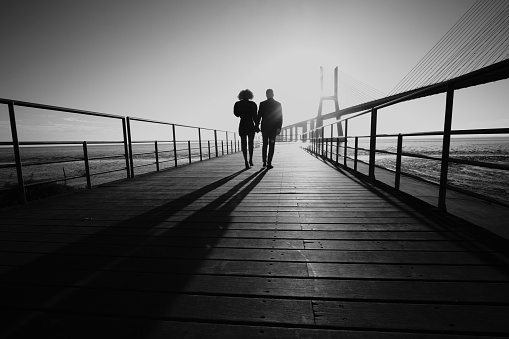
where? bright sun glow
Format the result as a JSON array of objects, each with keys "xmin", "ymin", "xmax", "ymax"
[{"xmin": 241, "ymin": 47, "xmax": 341, "ymax": 127}]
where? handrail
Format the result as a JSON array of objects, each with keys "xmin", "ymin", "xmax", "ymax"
[
  {"xmin": 307, "ymin": 126, "xmax": 509, "ymax": 209},
  {"xmin": 0, "ymin": 97, "xmax": 125, "ymax": 119},
  {"xmin": 128, "ymin": 116, "xmax": 233, "ymax": 133},
  {"xmin": 1, "ymin": 99, "xmax": 245, "ymax": 205}
]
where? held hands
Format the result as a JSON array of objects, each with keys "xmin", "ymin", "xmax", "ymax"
[{"xmin": 276, "ymin": 128, "xmax": 281, "ymax": 135}]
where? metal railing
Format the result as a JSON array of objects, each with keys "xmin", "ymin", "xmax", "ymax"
[
  {"xmin": 305, "ymin": 83, "xmax": 509, "ymax": 210},
  {"xmin": 1, "ymin": 98, "xmax": 245, "ymax": 205}
]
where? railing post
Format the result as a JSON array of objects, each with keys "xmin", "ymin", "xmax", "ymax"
[
  {"xmin": 330, "ymin": 124, "xmax": 334, "ymax": 161},
  {"xmin": 439, "ymin": 85, "xmax": 455, "ymax": 210},
  {"xmin": 321, "ymin": 126, "xmax": 325, "ymax": 157},
  {"xmin": 354, "ymin": 136, "xmax": 359, "ymax": 172},
  {"xmin": 313, "ymin": 131, "xmax": 315, "ymax": 153},
  {"xmin": 234, "ymin": 133, "xmax": 237, "ymax": 152},
  {"xmin": 231, "ymin": 140, "xmax": 233, "ymax": 153},
  {"xmin": 316, "ymin": 130, "xmax": 318, "ymax": 154},
  {"xmin": 315, "ymin": 131, "xmax": 320, "ymax": 155},
  {"xmin": 368, "ymin": 108, "xmax": 378, "ymax": 179},
  {"xmin": 172, "ymin": 124, "xmax": 178, "ymax": 167},
  {"xmin": 336, "ymin": 137, "xmax": 340, "ymax": 164},
  {"xmin": 343, "ymin": 120, "xmax": 348, "ymax": 166},
  {"xmin": 214, "ymin": 130, "xmax": 218, "ymax": 157},
  {"xmin": 8, "ymin": 102, "xmax": 26, "ymax": 204},
  {"xmin": 155, "ymin": 141, "xmax": 160, "ymax": 171},
  {"xmin": 328, "ymin": 126, "xmax": 332, "ymax": 160},
  {"xmin": 314, "ymin": 130, "xmax": 316, "ymax": 153},
  {"xmin": 325, "ymin": 135, "xmax": 328, "ymax": 160},
  {"xmin": 198, "ymin": 128, "xmax": 203, "ymax": 161},
  {"xmin": 395, "ymin": 134, "xmax": 403, "ymax": 190},
  {"xmin": 188, "ymin": 140, "xmax": 192, "ymax": 163},
  {"xmin": 122, "ymin": 118, "xmax": 131, "ymax": 178},
  {"xmin": 126, "ymin": 117, "xmax": 134, "ymax": 178},
  {"xmin": 311, "ymin": 131, "xmax": 314, "ymax": 152},
  {"xmin": 313, "ymin": 131, "xmax": 316, "ymax": 154},
  {"xmin": 83, "ymin": 141, "xmax": 92, "ymax": 189},
  {"xmin": 311, "ymin": 130, "xmax": 315, "ymax": 153},
  {"xmin": 316, "ymin": 132, "xmax": 318, "ymax": 154},
  {"xmin": 221, "ymin": 140, "xmax": 224, "ymax": 155},
  {"xmin": 208, "ymin": 140, "xmax": 211, "ymax": 159},
  {"xmin": 226, "ymin": 132, "xmax": 229, "ymax": 154}
]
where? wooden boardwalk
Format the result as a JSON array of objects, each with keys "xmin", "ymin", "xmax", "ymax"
[{"xmin": 1, "ymin": 143, "xmax": 509, "ymax": 338}]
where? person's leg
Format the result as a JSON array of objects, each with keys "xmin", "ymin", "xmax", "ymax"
[
  {"xmin": 261, "ymin": 133, "xmax": 268, "ymax": 166},
  {"xmin": 248, "ymin": 133, "xmax": 255, "ymax": 166},
  {"xmin": 241, "ymin": 135, "xmax": 249, "ymax": 168},
  {"xmin": 267, "ymin": 130, "xmax": 276, "ymax": 168}
]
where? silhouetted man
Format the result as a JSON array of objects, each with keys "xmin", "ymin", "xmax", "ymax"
[{"xmin": 257, "ymin": 89, "xmax": 283, "ymax": 169}]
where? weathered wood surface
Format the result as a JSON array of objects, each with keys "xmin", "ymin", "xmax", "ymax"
[{"xmin": 1, "ymin": 143, "xmax": 508, "ymax": 338}]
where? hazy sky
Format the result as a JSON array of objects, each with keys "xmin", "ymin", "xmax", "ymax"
[{"xmin": 1, "ymin": 0, "xmax": 507, "ymax": 142}]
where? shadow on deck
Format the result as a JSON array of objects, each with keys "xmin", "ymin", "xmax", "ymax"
[{"xmin": 1, "ymin": 143, "xmax": 509, "ymax": 338}]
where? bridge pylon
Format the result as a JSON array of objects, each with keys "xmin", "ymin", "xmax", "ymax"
[{"xmin": 316, "ymin": 66, "xmax": 343, "ymax": 138}]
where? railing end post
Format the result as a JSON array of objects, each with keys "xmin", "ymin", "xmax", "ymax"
[{"xmin": 8, "ymin": 102, "xmax": 26, "ymax": 204}]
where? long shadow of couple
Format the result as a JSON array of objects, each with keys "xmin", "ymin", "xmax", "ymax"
[{"xmin": 1, "ymin": 166, "xmax": 268, "ymax": 337}]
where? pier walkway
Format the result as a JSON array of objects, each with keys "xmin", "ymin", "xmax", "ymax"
[{"xmin": 1, "ymin": 143, "xmax": 509, "ymax": 338}]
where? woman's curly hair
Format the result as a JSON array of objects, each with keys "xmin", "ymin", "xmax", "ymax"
[{"xmin": 237, "ymin": 89, "xmax": 254, "ymax": 100}]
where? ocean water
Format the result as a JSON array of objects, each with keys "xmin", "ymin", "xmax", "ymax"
[{"xmin": 1, "ymin": 137, "xmax": 508, "ymax": 205}]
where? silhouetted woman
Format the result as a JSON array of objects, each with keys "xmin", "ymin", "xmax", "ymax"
[{"xmin": 234, "ymin": 89, "xmax": 258, "ymax": 169}]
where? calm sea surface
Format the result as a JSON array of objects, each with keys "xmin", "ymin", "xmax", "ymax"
[{"xmin": 1, "ymin": 137, "xmax": 508, "ymax": 204}]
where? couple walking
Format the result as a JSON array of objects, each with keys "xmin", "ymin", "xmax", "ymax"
[{"xmin": 234, "ymin": 89, "xmax": 283, "ymax": 169}]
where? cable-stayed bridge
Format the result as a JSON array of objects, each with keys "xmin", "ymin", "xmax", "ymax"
[{"xmin": 281, "ymin": 0, "xmax": 509, "ymax": 141}]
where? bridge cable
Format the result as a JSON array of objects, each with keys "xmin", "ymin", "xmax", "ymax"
[
  {"xmin": 389, "ymin": 0, "xmax": 484, "ymax": 94},
  {"xmin": 389, "ymin": 0, "xmax": 509, "ymax": 95},
  {"xmin": 428, "ymin": 1, "xmax": 508, "ymax": 85},
  {"xmin": 392, "ymin": 0, "xmax": 488, "ymax": 93},
  {"xmin": 420, "ymin": 0, "xmax": 497, "ymax": 87},
  {"xmin": 336, "ymin": 69, "xmax": 386, "ymax": 108},
  {"xmin": 395, "ymin": 0, "xmax": 490, "ymax": 93}
]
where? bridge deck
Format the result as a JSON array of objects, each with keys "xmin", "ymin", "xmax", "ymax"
[{"xmin": 1, "ymin": 144, "xmax": 509, "ymax": 338}]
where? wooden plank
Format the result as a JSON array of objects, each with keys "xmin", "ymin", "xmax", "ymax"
[
  {"xmin": 312, "ymin": 300, "xmax": 509, "ymax": 335},
  {"xmin": 303, "ymin": 239, "xmax": 502, "ymax": 251},
  {"xmin": 0, "ymin": 222, "xmax": 467, "ymax": 238},
  {"xmin": 0, "ymin": 220, "xmax": 304, "ymax": 230},
  {"xmin": 308, "ymin": 263, "xmax": 509, "ymax": 281},
  {"xmin": 3, "ymin": 199, "xmax": 418, "ymax": 210},
  {"xmin": 1, "ymin": 235, "xmax": 502, "ymax": 253},
  {"xmin": 2, "ymin": 236, "xmax": 500, "ymax": 252},
  {"xmin": 0, "ymin": 228, "xmax": 472, "ymax": 241},
  {"xmin": 5, "ymin": 312, "xmax": 490, "ymax": 339},
  {"xmin": 2, "ymin": 268, "xmax": 509, "ymax": 304},
  {"xmin": 3, "ymin": 209, "xmax": 426, "ymax": 218},
  {"xmin": 0, "ymin": 254, "xmax": 309, "ymax": 276},
  {"xmin": 1, "ymin": 241, "xmax": 507, "ymax": 265},
  {"xmin": 300, "ymin": 223, "xmax": 448, "ymax": 231},
  {"xmin": 0, "ymin": 213, "xmax": 433, "ymax": 224},
  {"xmin": 0, "ymin": 237, "xmax": 306, "ymax": 250},
  {"xmin": 0, "ymin": 283, "xmax": 315, "ymax": 325}
]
